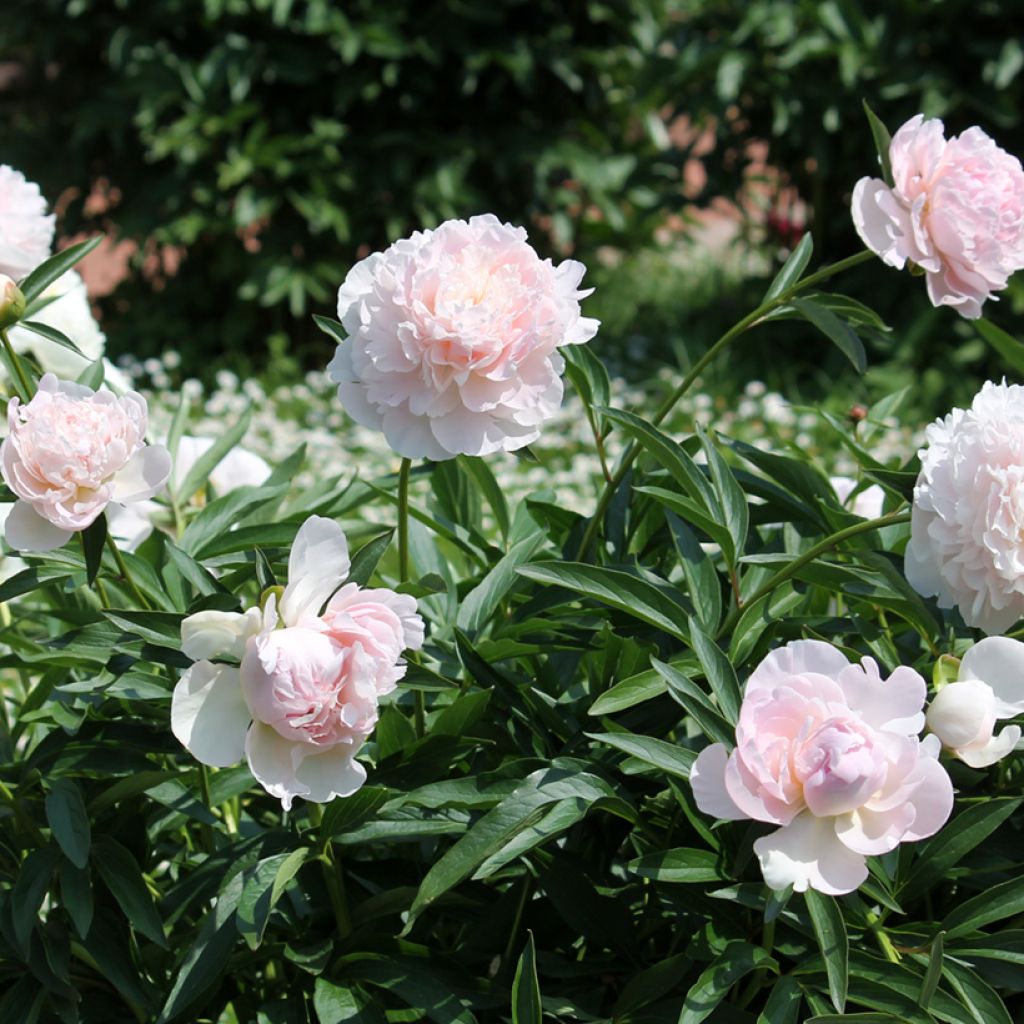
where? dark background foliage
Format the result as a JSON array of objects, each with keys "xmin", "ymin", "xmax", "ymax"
[{"xmin": 2, "ymin": 0, "xmax": 1024, "ymax": 399}]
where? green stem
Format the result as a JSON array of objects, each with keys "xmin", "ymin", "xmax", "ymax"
[
  {"xmin": 867, "ymin": 911, "xmax": 901, "ymax": 963},
  {"xmin": 716, "ymin": 509, "xmax": 911, "ymax": 639},
  {"xmin": 0, "ymin": 326, "xmax": 34, "ymax": 402},
  {"xmin": 197, "ymin": 764, "xmax": 215, "ymax": 854},
  {"xmin": 397, "ymin": 457, "xmax": 412, "ymax": 584},
  {"xmin": 574, "ymin": 249, "xmax": 875, "ymax": 560},
  {"xmin": 105, "ymin": 533, "xmax": 150, "ymax": 609},
  {"xmin": 308, "ymin": 803, "xmax": 352, "ymax": 938}
]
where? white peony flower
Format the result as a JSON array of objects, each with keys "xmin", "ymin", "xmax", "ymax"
[
  {"xmin": 0, "ymin": 165, "xmax": 55, "ymax": 281},
  {"xmin": 906, "ymin": 380, "xmax": 1024, "ymax": 633},
  {"xmin": 327, "ymin": 213, "xmax": 599, "ymax": 460},
  {"xmin": 172, "ymin": 516, "xmax": 424, "ymax": 809},
  {"xmin": 927, "ymin": 637, "xmax": 1024, "ymax": 767},
  {"xmin": 830, "ymin": 476, "xmax": 885, "ymax": 519},
  {"xmin": 1, "ymin": 374, "xmax": 171, "ymax": 551}
]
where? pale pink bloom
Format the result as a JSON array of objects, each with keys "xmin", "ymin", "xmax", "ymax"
[
  {"xmin": 691, "ymin": 640, "xmax": 953, "ymax": 895},
  {"xmin": 927, "ymin": 637, "xmax": 1024, "ymax": 768},
  {"xmin": 0, "ymin": 166, "xmax": 55, "ymax": 281},
  {"xmin": 1, "ymin": 374, "xmax": 171, "ymax": 551},
  {"xmin": 173, "ymin": 435, "xmax": 271, "ymax": 495},
  {"xmin": 327, "ymin": 213, "xmax": 599, "ymax": 460},
  {"xmin": 852, "ymin": 115, "xmax": 1024, "ymax": 319},
  {"xmin": 905, "ymin": 380, "xmax": 1024, "ymax": 634},
  {"xmin": 172, "ymin": 516, "xmax": 423, "ymax": 809},
  {"xmin": 830, "ymin": 476, "xmax": 885, "ymax": 519}
]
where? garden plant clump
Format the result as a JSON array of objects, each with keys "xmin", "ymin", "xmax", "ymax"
[{"xmin": 2, "ymin": 105, "xmax": 1024, "ymax": 1024}]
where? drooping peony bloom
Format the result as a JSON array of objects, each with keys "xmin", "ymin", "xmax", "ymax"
[
  {"xmin": 1, "ymin": 374, "xmax": 171, "ymax": 552},
  {"xmin": 851, "ymin": 114, "xmax": 1024, "ymax": 319},
  {"xmin": 7, "ymin": 272, "xmax": 105, "ymax": 379},
  {"xmin": 0, "ymin": 165, "xmax": 55, "ymax": 281},
  {"xmin": 326, "ymin": 213, "xmax": 599, "ymax": 460},
  {"xmin": 905, "ymin": 380, "xmax": 1024, "ymax": 634},
  {"xmin": 171, "ymin": 516, "xmax": 423, "ymax": 809},
  {"xmin": 690, "ymin": 640, "xmax": 953, "ymax": 895},
  {"xmin": 927, "ymin": 637, "xmax": 1024, "ymax": 767}
]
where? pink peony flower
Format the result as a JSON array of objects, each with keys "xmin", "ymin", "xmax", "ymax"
[
  {"xmin": 1, "ymin": 374, "xmax": 171, "ymax": 551},
  {"xmin": 0, "ymin": 165, "xmax": 55, "ymax": 281},
  {"xmin": 905, "ymin": 380, "xmax": 1024, "ymax": 634},
  {"xmin": 852, "ymin": 115, "xmax": 1024, "ymax": 319},
  {"xmin": 326, "ymin": 214, "xmax": 599, "ymax": 460},
  {"xmin": 171, "ymin": 516, "xmax": 423, "ymax": 809},
  {"xmin": 691, "ymin": 640, "xmax": 953, "ymax": 895},
  {"xmin": 926, "ymin": 637, "xmax": 1024, "ymax": 768}
]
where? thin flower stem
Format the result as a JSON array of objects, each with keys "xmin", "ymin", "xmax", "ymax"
[
  {"xmin": 715, "ymin": 509, "xmax": 911, "ymax": 639},
  {"xmin": 308, "ymin": 802, "xmax": 352, "ymax": 938},
  {"xmin": 0, "ymin": 326, "xmax": 34, "ymax": 402},
  {"xmin": 105, "ymin": 532, "xmax": 151, "ymax": 609},
  {"xmin": 197, "ymin": 764, "xmax": 215, "ymax": 854},
  {"xmin": 867, "ymin": 911, "xmax": 901, "ymax": 963},
  {"xmin": 574, "ymin": 249, "xmax": 875, "ymax": 561},
  {"xmin": 397, "ymin": 457, "xmax": 412, "ymax": 584}
]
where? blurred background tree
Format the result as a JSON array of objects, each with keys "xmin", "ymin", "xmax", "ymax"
[{"xmin": 2, "ymin": 0, "xmax": 1023, "ymax": 406}]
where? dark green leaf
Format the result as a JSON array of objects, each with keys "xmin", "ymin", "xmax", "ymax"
[
  {"xmin": 806, "ymin": 890, "xmax": 848, "ymax": 1013},
  {"xmin": 92, "ymin": 836, "xmax": 167, "ymax": 948},
  {"xmin": 82, "ymin": 514, "xmax": 107, "ymax": 586},
  {"xmin": 679, "ymin": 941, "xmax": 777, "ymax": 1024},
  {"xmin": 511, "ymin": 932, "xmax": 542, "ymax": 1024},
  {"xmin": 44, "ymin": 778, "xmax": 91, "ymax": 869},
  {"xmin": 19, "ymin": 236, "xmax": 103, "ymax": 301},
  {"xmin": 862, "ymin": 100, "xmax": 893, "ymax": 185},
  {"xmin": 791, "ymin": 297, "xmax": 867, "ymax": 374},
  {"xmin": 764, "ymin": 231, "xmax": 813, "ymax": 301}
]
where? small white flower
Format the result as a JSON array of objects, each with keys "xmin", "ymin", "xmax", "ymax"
[
  {"xmin": 0, "ymin": 166, "xmax": 55, "ymax": 281},
  {"xmin": 927, "ymin": 637, "xmax": 1024, "ymax": 768}
]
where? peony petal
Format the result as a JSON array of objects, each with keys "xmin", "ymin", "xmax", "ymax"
[
  {"xmin": 902, "ymin": 735, "xmax": 954, "ymax": 841},
  {"xmin": 181, "ymin": 607, "xmax": 263, "ymax": 661},
  {"xmin": 834, "ymin": 803, "xmax": 915, "ymax": 856},
  {"xmin": 280, "ymin": 516, "xmax": 351, "ymax": 625},
  {"xmin": 690, "ymin": 744, "xmax": 747, "ymax": 821},
  {"xmin": 959, "ymin": 636, "xmax": 1024, "ymax": 718},
  {"xmin": 753, "ymin": 812, "xmax": 869, "ymax": 895},
  {"xmin": 837, "ymin": 661, "xmax": 926, "ymax": 736},
  {"xmin": 745, "ymin": 639, "xmax": 851, "ymax": 696},
  {"xmin": 851, "ymin": 177, "xmax": 910, "ymax": 270},
  {"xmin": 171, "ymin": 662, "xmax": 249, "ymax": 768},
  {"xmin": 957, "ymin": 725, "xmax": 1022, "ymax": 769},
  {"xmin": 245, "ymin": 721, "xmax": 367, "ymax": 810},
  {"xmin": 110, "ymin": 445, "xmax": 172, "ymax": 503},
  {"xmin": 4, "ymin": 500, "xmax": 72, "ymax": 552}
]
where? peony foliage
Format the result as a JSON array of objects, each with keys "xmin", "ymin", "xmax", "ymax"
[{"xmin": 2, "ymin": 112, "xmax": 1024, "ymax": 1024}]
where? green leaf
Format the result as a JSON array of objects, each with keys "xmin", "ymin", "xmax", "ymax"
[
  {"xmin": 18, "ymin": 235, "xmax": 103, "ymax": 301},
  {"xmin": 405, "ymin": 764, "xmax": 617, "ymax": 927},
  {"xmin": 686, "ymin": 620, "xmax": 740, "ymax": 723},
  {"xmin": 237, "ymin": 849, "xmax": 309, "ymax": 950},
  {"xmin": 76, "ymin": 357, "xmax": 105, "ymax": 389},
  {"xmin": 44, "ymin": 778, "xmax": 91, "ymax": 869},
  {"xmin": 806, "ymin": 890, "xmax": 848, "ymax": 1013},
  {"xmin": 678, "ymin": 941, "xmax": 777, "ymax": 1024},
  {"xmin": 174, "ymin": 404, "xmax": 253, "ymax": 502},
  {"xmin": 919, "ymin": 931, "xmax": 944, "ymax": 1009},
  {"xmin": 92, "ymin": 836, "xmax": 168, "ymax": 948},
  {"xmin": 666, "ymin": 512, "xmax": 721, "ymax": 634},
  {"xmin": 314, "ymin": 979, "xmax": 382, "ymax": 1024},
  {"xmin": 179, "ymin": 484, "xmax": 288, "ymax": 557},
  {"xmin": 862, "ymin": 100, "xmax": 893, "ymax": 185},
  {"xmin": 942, "ymin": 875, "xmax": 1024, "ymax": 938},
  {"xmin": 58, "ymin": 857, "xmax": 93, "ymax": 939},
  {"xmin": 82, "ymin": 513, "xmax": 107, "ymax": 586},
  {"xmin": 17, "ymin": 320, "xmax": 86, "ymax": 358},
  {"xmin": 651, "ymin": 658, "xmax": 735, "ymax": 746},
  {"xmin": 805, "ymin": 1016, "xmax": 904, "ymax": 1024},
  {"xmin": 459, "ymin": 456, "xmax": 510, "ymax": 543},
  {"xmin": 942, "ymin": 960, "xmax": 1013, "ymax": 1024},
  {"xmin": 511, "ymin": 932, "xmax": 542, "ymax": 1024},
  {"xmin": 0, "ymin": 564, "xmax": 75, "ymax": 603},
  {"xmin": 901, "ymin": 798, "xmax": 1021, "ymax": 902},
  {"xmin": 459, "ymin": 530, "xmax": 544, "ymax": 633},
  {"xmin": 517, "ymin": 562, "xmax": 688, "ymax": 641},
  {"xmin": 764, "ymin": 231, "xmax": 813, "ymax": 301},
  {"xmin": 345, "ymin": 530, "xmax": 394, "ymax": 587},
  {"xmin": 588, "ymin": 666, "xmax": 667, "ymax": 715},
  {"xmin": 628, "ymin": 848, "xmax": 725, "ymax": 883},
  {"xmin": 157, "ymin": 871, "xmax": 243, "ymax": 1024},
  {"xmin": 975, "ymin": 318, "xmax": 1024, "ymax": 377},
  {"xmin": 791, "ymin": 297, "xmax": 867, "ymax": 373},
  {"xmin": 312, "ymin": 314, "xmax": 347, "ymax": 345},
  {"xmin": 11, "ymin": 846, "xmax": 59, "ymax": 952},
  {"xmin": 756, "ymin": 974, "xmax": 802, "ymax": 1023},
  {"xmin": 587, "ymin": 731, "xmax": 695, "ymax": 780},
  {"xmin": 613, "ymin": 952, "xmax": 692, "ymax": 1017},
  {"xmin": 697, "ymin": 426, "xmax": 748, "ymax": 566}
]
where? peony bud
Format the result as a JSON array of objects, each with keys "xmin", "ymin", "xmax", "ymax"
[
  {"xmin": 0, "ymin": 274, "xmax": 26, "ymax": 328},
  {"xmin": 926, "ymin": 680, "xmax": 998, "ymax": 750}
]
